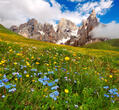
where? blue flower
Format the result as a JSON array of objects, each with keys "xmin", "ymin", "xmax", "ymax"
[
  {"xmin": 3, "ymin": 74, "xmax": 6, "ymax": 78},
  {"xmin": 49, "ymin": 91, "xmax": 59, "ymax": 100},
  {"xmin": 2, "ymin": 79, "xmax": 9, "ymax": 82},
  {"xmin": 8, "ymin": 88, "xmax": 16, "ymax": 92},
  {"xmin": 0, "ymin": 83, "xmax": 5, "ymax": 88},
  {"xmin": 38, "ymin": 78, "xmax": 44, "ymax": 83},
  {"xmin": 38, "ymin": 72, "xmax": 42, "ymax": 75},
  {"xmin": 24, "ymin": 70, "xmax": 27, "ymax": 74},
  {"xmin": 1, "ymin": 95, "xmax": 5, "ymax": 98},
  {"xmin": 31, "ymin": 68, "xmax": 37, "ymax": 72},
  {"xmin": 51, "ymin": 86, "xmax": 59, "ymax": 90},
  {"xmin": 12, "ymin": 72, "xmax": 19, "ymax": 75},
  {"xmin": 17, "ymin": 75, "xmax": 22, "ymax": 78},
  {"xmin": 48, "ymin": 82, "xmax": 55, "ymax": 86},
  {"xmin": 43, "ymin": 81, "xmax": 48, "ymax": 86},
  {"xmin": 48, "ymin": 71, "xmax": 54, "ymax": 74},
  {"xmin": 0, "ymin": 80, "xmax": 2, "ymax": 83},
  {"xmin": 103, "ymin": 86, "xmax": 109, "ymax": 89},
  {"xmin": 34, "ymin": 73, "xmax": 36, "ymax": 76},
  {"xmin": 43, "ymin": 76, "xmax": 50, "ymax": 81},
  {"xmin": 5, "ymin": 85, "xmax": 11, "ymax": 89},
  {"xmin": 54, "ymin": 79, "xmax": 58, "ymax": 83},
  {"xmin": 104, "ymin": 94, "xmax": 109, "ymax": 98}
]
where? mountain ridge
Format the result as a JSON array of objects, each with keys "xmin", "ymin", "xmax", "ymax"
[{"xmin": 10, "ymin": 10, "xmax": 107, "ymax": 46}]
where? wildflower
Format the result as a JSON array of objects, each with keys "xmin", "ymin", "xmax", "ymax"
[
  {"xmin": 64, "ymin": 89, "xmax": 69, "ymax": 94},
  {"xmin": 26, "ymin": 62, "xmax": 30, "ymax": 66},
  {"xmin": 104, "ymin": 94, "xmax": 109, "ymax": 98},
  {"xmin": 48, "ymin": 82, "xmax": 55, "ymax": 86},
  {"xmin": 109, "ymin": 75, "xmax": 113, "ymax": 78},
  {"xmin": 0, "ymin": 74, "xmax": 2, "ymax": 77},
  {"xmin": 14, "ymin": 62, "xmax": 17, "ymax": 65},
  {"xmin": 31, "ymin": 68, "xmax": 37, "ymax": 72},
  {"xmin": 65, "ymin": 57, "xmax": 70, "ymax": 61},
  {"xmin": 5, "ymin": 85, "xmax": 11, "ymax": 89},
  {"xmin": 31, "ymin": 88, "xmax": 34, "ymax": 92},
  {"xmin": 1, "ymin": 95, "xmax": 5, "ymax": 98},
  {"xmin": 44, "ymin": 88, "xmax": 48, "ymax": 92},
  {"xmin": 12, "ymin": 72, "xmax": 19, "ymax": 76},
  {"xmin": 24, "ymin": 70, "xmax": 27, "ymax": 74},
  {"xmin": 51, "ymin": 86, "xmax": 59, "ymax": 90},
  {"xmin": 15, "ymin": 78, "xmax": 18, "ymax": 81},
  {"xmin": 74, "ymin": 105, "xmax": 78, "ymax": 108},
  {"xmin": 104, "ymin": 79, "xmax": 107, "ymax": 82},
  {"xmin": 26, "ymin": 74, "xmax": 29, "ymax": 77},
  {"xmin": 103, "ymin": 86, "xmax": 109, "ymax": 89},
  {"xmin": 46, "ymin": 64, "xmax": 49, "ymax": 66},
  {"xmin": 49, "ymin": 91, "xmax": 59, "ymax": 100},
  {"xmin": 31, "ymin": 56, "xmax": 34, "ymax": 59},
  {"xmin": 54, "ymin": 62, "xmax": 57, "ymax": 64},
  {"xmin": 9, "ymin": 88, "xmax": 16, "ymax": 92},
  {"xmin": 2, "ymin": 79, "xmax": 9, "ymax": 82},
  {"xmin": 32, "ymin": 80, "xmax": 35, "ymax": 82},
  {"xmin": 36, "ymin": 62, "xmax": 40, "ymax": 65}
]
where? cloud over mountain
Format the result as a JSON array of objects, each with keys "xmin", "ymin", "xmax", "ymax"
[
  {"xmin": 0, "ymin": 0, "xmax": 113, "ymax": 27},
  {"xmin": 90, "ymin": 21, "xmax": 119, "ymax": 39}
]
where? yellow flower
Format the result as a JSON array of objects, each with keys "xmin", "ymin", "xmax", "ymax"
[
  {"xmin": 101, "ymin": 78, "xmax": 104, "ymax": 80},
  {"xmin": 9, "ymin": 49, "xmax": 13, "ymax": 52},
  {"xmin": 16, "ymin": 53, "xmax": 22, "ymax": 56},
  {"xmin": 46, "ymin": 64, "xmax": 49, "ymax": 66},
  {"xmin": 14, "ymin": 62, "xmax": 17, "ymax": 65},
  {"xmin": 36, "ymin": 62, "xmax": 40, "ymax": 65},
  {"xmin": 32, "ymin": 80, "xmax": 35, "ymax": 82},
  {"xmin": 73, "ymin": 53, "xmax": 76, "ymax": 56},
  {"xmin": 109, "ymin": 75, "xmax": 113, "ymax": 78},
  {"xmin": 15, "ymin": 78, "xmax": 18, "ymax": 81},
  {"xmin": 31, "ymin": 56, "xmax": 34, "ymax": 59},
  {"xmin": 64, "ymin": 89, "xmax": 69, "ymax": 94},
  {"xmin": 0, "ymin": 74, "xmax": 2, "ymax": 77},
  {"xmin": 65, "ymin": 57, "xmax": 70, "ymax": 61},
  {"xmin": 44, "ymin": 88, "xmax": 48, "ymax": 92},
  {"xmin": 26, "ymin": 74, "xmax": 30, "ymax": 77},
  {"xmin": 26, "ymin": 62, "xmax": 30, "ymax": 66},
  {"xmin": 104, "ymin": 79, "xmax": 107, "ymax": 82},
  {"xmin": 54, "ymin": 62, "xmax": 57, "ymax": 64}
]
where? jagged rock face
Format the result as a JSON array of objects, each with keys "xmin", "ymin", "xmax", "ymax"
[
  {"xmin": 66, "ymin": 10, "xmax": 99, "ymax": 46},
  {"xmin": 10, "ymin": 25, "xmax": 19, "ymax": 33},
  {"xmin": 10, "ymin": 19, "xmax": 57, "ymax": 42},
  {"xmin": 56, "ymin": 18, "xmax": 78, "ymax": 44},
  {"xmin": 10, "ymin": 10, "xmax": 106, "ymax": 46}
]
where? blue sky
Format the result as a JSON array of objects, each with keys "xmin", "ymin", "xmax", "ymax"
[
  {"xmin": 54, "ymin": 0, "xmax": 119, "ymax": 24},
  {"xmin": 0, "ymin": 0, "xmax": 118, "ymax": 27}
]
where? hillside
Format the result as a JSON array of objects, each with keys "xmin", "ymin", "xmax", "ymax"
[
  {"xmin": 84, "ymin": 39, "xmax": 119, "ymax": 51},
  {"xmin": 0, "ymin": 25, "xmax": 119, "ymax": 110}
]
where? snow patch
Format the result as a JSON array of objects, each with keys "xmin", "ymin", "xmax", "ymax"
[
  {"xmin": 39, "ymin": 31, "xmax": 45, "ymax": 35},
  {"xmin": 56, "ymin": 37, "xmax": 70, "ymax": 44},
  {"xmin": 71, "ymin": 28, "xmax": 78, "ymax": 37}
]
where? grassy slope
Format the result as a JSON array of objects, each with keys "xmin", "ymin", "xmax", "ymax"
[
  {"xmin": 0, "ymin": 24, "xmax": 119, "ymax": 109},
  {"xmin": 83, "ymin": 39, "xmax": 119, "ymax": 51},
  {"xmin": 0, "ymin": 24, "xmax": 119, "ymax": 58}
]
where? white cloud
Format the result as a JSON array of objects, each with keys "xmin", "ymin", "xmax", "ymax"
[
  {"xmin": 0, "ymin": 0, "xmax": 113, "ymax": 27},
  {"xmin": 77, "ymin": 0, "xmax": 113, "ymax": 15},
  {"xmin": 90, "ymin": 21, "xmax": 119, "ymax": 39},
  {"xmin": 68, "ymin": 0, "xmax": 86, "ymax": 2}
]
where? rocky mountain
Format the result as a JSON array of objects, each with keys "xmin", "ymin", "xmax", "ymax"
[{"xmin": 10, "ymin": 10, "xmax": 106, "ymax": 46}]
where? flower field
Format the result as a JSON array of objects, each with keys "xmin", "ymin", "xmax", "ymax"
[{"xmin": 0, "ymin": 25, "xmax": 119, "ymax": 109}]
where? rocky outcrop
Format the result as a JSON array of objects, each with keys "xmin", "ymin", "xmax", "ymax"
[
  {"xmin": 10, "ymin": 10, "xmax": 107, "ymax": 46},
  {"xmin": 56, "ymin": 18, "xmax": 78, "ymax": 44},
  {"xmin": 65, "ymin": 10, "xmax": 99, "ymax": 46}
]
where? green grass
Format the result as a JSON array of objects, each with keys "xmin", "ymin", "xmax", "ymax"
[
  {"xmin": 83, "ymin": 39, "xmax": 119, "ymax": 51},
  {"xmin": 0, "ymin": 25, "xmax": 119, "ymax": 110}
]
